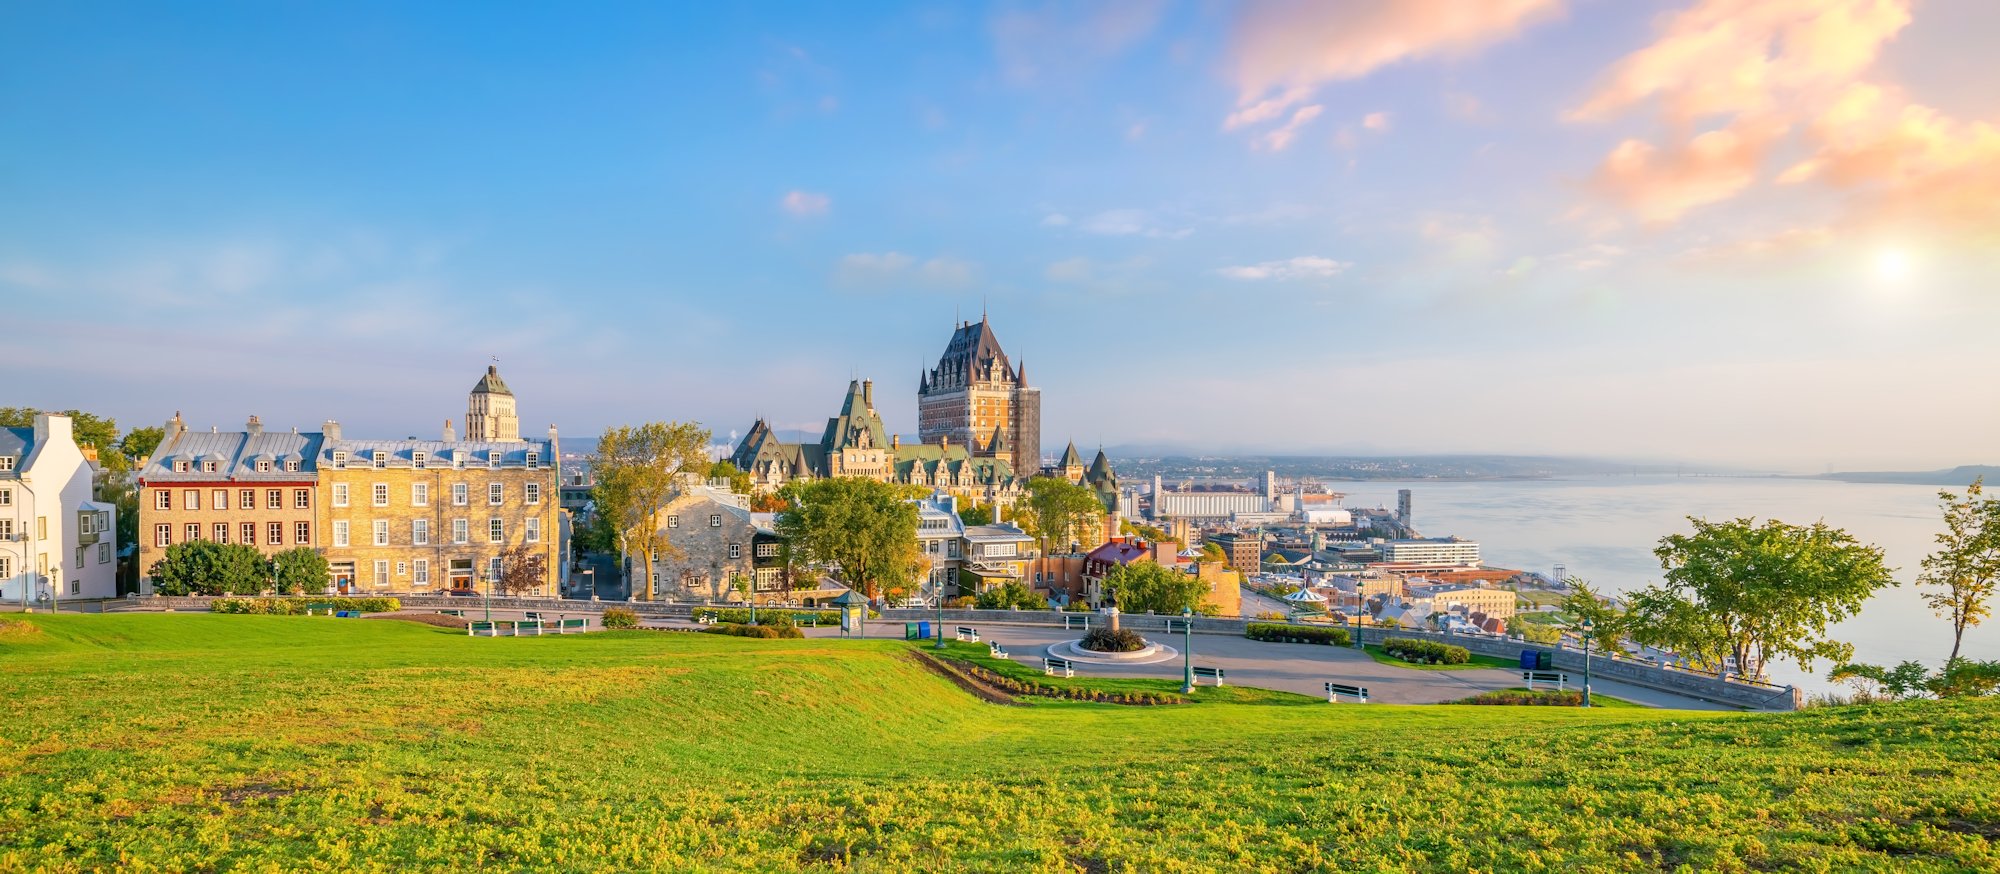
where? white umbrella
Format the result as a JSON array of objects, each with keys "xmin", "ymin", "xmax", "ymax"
[{"xmin": 1283, "ymin": 585, "xmax": 1327, "ymax": 604}]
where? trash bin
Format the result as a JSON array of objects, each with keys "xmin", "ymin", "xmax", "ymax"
[
  {"xmin": 1536, "ymin": 651, "xmax": 1554, "ymax": 671},
  {"xmin": 1519, "ymin": 650, "xmax": 1538, "ymax": 671},
  {"xmin": 918, "ymin": 620, "xmax": 932, "ymax": 641},
  {"xmin": 905, "ymin": 623, "xmax": 920, "ymax": 641}
]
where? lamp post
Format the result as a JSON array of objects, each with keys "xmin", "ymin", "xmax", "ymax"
[
  {"xmin": 934, "ymin": 574, "xmax": 946, "ymax": 650},
  {"xmin": 480, "ymin": 570, "xmax": 492, "ymax": 623},
  {"xmin": 1350, "ymin": 588, "xmax": 1362, "ymax": 650},
  {"xmin": 1580, "ymin": 616, "xmax": 1595, "ymax": 708},
  {"xmin": 1180, "ymin": 606, "xmax": 1194, "ymax": 694}
]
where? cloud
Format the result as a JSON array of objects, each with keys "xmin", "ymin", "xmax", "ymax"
[
  {"xmin": 834, "ymin": 252, "xmax": 974, "ymax": 289},
  {"xmin": 1257, "ymin": 105, "xmax": 1324, "ymax": 151},
  {"xmin": 1224, "ymin": 0, "xmax": 1563, "ymax": 142},
  {"xmin": 1041, "ymin": 213, "xmax": 1072, "ymax": 227},
  {"xmin": 1588, "ymin": 117, "xmax": 1785, "ymax": 223},
  {"xmin": 1216, "ymin": 256, "xmax": 1351, "ymax": 281},
  {"xmin": 1078, "ymin": 209, "xmax": 1192, "ymax": 239},
  {"xmin": 780, "ymin": 190, "xmax": 830, "ymax": 217},
  {"xmin": 1362, "ymin": 111, "xmax": 1391, "ymax": 132}
]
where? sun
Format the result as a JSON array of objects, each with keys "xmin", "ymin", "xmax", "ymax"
[{"xmin": 1873, "ymin": 248, "xmax": 1912, "ymax": 283}]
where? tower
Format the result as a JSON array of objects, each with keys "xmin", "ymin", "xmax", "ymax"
[
  {"xmin": 1056, "ymin": 441, "xmax": 1084, "ymax": 484},
  {"xmin": 467, "ymin": 365, "xmax": 522, "ymax": 442},
  {"xmin": 1397, "ymin": 489, "xmax": 1412, "ymax": 528},
  {"xmin": 917, "ymin": 314, "xmax": 1040, "ymax": 469}
]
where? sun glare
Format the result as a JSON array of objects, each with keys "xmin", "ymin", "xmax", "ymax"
[{"xmin": 1873, "ymin": 248, "xmax": 1912, "ymax": 283}]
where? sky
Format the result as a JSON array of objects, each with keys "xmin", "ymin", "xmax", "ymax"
[{"xmin": 4, "ymin": 0, "xmax": 1997, "ymax": 471}]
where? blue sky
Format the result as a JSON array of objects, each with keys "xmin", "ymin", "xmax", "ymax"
[{"xmin": 5, "ymin": 1, "xmax": 1997, "ymax": 469}]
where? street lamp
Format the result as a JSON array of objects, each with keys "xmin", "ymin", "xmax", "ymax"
[
  {"xmin": 1180, "ymin": 606, "xmax": 1194, "ymax": 694},
  {"xmin": 1580, "ymin": 616, "xmax": 1595, "ymax": 708},
  {"xmin": 480, "ymin": 570, "xmax": 492, "ymax": 623},
  {"xmin": 934, "ymin": 574, "xmax": 947, "ymax": 650}
]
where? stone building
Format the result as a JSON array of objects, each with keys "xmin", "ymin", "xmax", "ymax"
[
  {"xmin": 318, "ymin": 419, "xmax": 561, "ymax": 596},
  {"xmin": 137, "ymin": 414, "xmax": 321, "ymax": 586},
  {"xmin": 918, "ymin": 315, "xmax": 1040, "ymax": 468},
  {"xmin": 731, "ymin": 379, "xmax": 1023, "ymax": 504},
  {"xmin": 465, "ymin": 365, "xmax": 522, "ymax": 442},
  {"xmin": 643, "ymin": 482, "xmax": 791, "ymax": 603},
  {"xmin": 3, "ymin": 413, "xmax": 118, "ymax": 603},
  {"xmin": 1203, "ymin": 531, "xmax": 1263, "ymax": 576}
]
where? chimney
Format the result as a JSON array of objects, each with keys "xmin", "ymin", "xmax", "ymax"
[
  {"xmin": 442, "ymin": 419, "xmax": 457, "ymax": 442},
  {"xmin": 165, "ymin": 411, "xmax": 186, "ymax": 440},
  {"xmin": 322, "ymin": 419, "xmax": 342, "ymax": 441},
  {"xmin": 891, "ymin": 434, "xmax": 900, "ymax": 449},
  {"xmin": 488, "ymin": 364, "xmax": 499, "ymax": 376},
  {"xmin": 862, "ymin": 379, "xmax": 873, "ymax": 411},
  {"xmin": 247, "ymin": 415, "xmax": 263, "ymax": 436},
  {"xmin": 940, "ymin": 434, "xmax": 949, "ymax": 450}
]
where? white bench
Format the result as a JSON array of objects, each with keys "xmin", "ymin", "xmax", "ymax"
[
  {"xmin": 1043, "ymin": 657, "xmax": 1075, "ymax": 678},
  {"xmin": 1325, "ymin": 681, "xmax": 1370, "ymax": 704},
  {"xmin": 1062, "ymin": 615, "xmax": 1090, "ymax": 631},
  {"xmin": 1523, "ymin": 670, "xmax": 1570, "ymax": 691},
  {"xmin": 1191, "ymin": 665, "xmax": 1225, "ymax": 687},
  {"xmin": 988, "ymin": 641, "xmax": 1009, "ymax": 658},
  {"xmin": 514, "ymin": 619, "xmax": 542, "ymax": 637},
  {"xmin": 954, "ymin": 625, "xmax": 979, "ymax": 643},
  {"xmin": 1163, "ymin": 617, "xmax": 1194, "ymax": 634},
  {"xmin": 696, "ymin": 615, "xmax": 718, "ymax": 626}
]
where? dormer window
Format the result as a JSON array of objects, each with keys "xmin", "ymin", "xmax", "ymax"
[
  {"xmin": 487, "ymin": 452, "xmax": 500, "ymax": 470},
  {"xmin": 373, "ymin": 451, "xmax": 387, "ymax": 469},
  {"xmin": 202, "ymin": 460, "xmax": 218, "ymax": 473},
  {"xmin": 525, "ymin": 451, "xmax": 538, "ymax": 469},
  {"xmin": 0, "ymin": 456, "xmax": 13, "ymax": 472},
  {"xmin": 256, "ymin": 460, "xmax": 272, "ymax": 472},
  {"xmin": 412, "ymin": 451, "xmax": 427, "ymax": 468},
  {"xmin": 285, "ymin": 460, "xmax": 300, "ymax": 472},
  {"xmin": 174, "ymin": 460, "xmax": 191, "ymax": 473},
  {"xmin": 453, "ymin": 451, "xmax": 465, "ymax": 469}
]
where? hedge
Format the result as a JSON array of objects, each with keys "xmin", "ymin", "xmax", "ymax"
[
  {"xmin": 1383, "ymin": 636, "xmax": 1470, "ymax": 665},
  {"xmin": 941, "ymin": 658, "xmax": 1184, "ymax": 706},
  {"xmin": 601, "ymin": 608, "xmax": 639, "ymax": 629},
  {"xmin": 1456, "ymin": 689, "xmax": 1583, "ymax": 706},
  {"xmin": 211, "ymin": 597, "xmax": 401, "ymax": 615},
  {"xmin": 693, "ymin": 607, "xmax": 869, "ymax": 626},
  {"xmin": 1245, "ymin": 623, "xmax": 1352, "ymax": 647},
  {"xmin": 700, "ymin": 622, "xmax": 804, "ymax": 640}
]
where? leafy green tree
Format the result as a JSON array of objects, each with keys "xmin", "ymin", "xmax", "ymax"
[
  {"xmin": 774, "ymin": 477, "xmax": 921, "ymax": 601},
  {"xmin": 1831, "ymin": 658, "xmax": 2000, "ymax": 700},
  {"xmin": 974, "ymin": 580, "xmax": 1047, "ymax": 610},
  {"xmin": 1104, "ymin": 561, "xmax": 1207, "ymax": 615},
  {"xmin": 1018, "ymin": 476, "xmax": 1104, "ymax": 555},
  {"xmin": 1560, "ymin": 578, "xmax": 1626, "ymax": 650},
  {"xmin": 1628, "ymin": 517, "xmax": 1896, "ymax": 680},
  {"xmin": 119, "ymin": 426, "xmax": 165, "ymax": 465},
  {"xmin": 707, "ymin": 460, "xmax": 753, "ymax": 495},
  {"xmin": 1518, "ymin": 622, "xmax": 1562, "ymax": 645},
  {"xmin": 148, "ymin": 541, "xmax": 269, "ymax": 596},
  {"xmin": 594, "ymin": 422, "xmax": 712, "ymax": 600},
  {"xmin": 1918, "ymin": 478, "xmax": 2000, "ymax": 664},
  {"xmin": 269, "ymin": 547, "xmax": 329, "ymax": 595},
  {"xmin": 958, "ymin": 502, "xmax": 993, "ymax": 526}
]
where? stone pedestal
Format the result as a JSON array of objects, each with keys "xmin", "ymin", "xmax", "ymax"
[{"xmin": 1099, "ymin": 606, "xmax": 1120, "ymax": 633}]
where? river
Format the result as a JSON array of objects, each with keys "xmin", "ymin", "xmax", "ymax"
[{"xmin": 1330, "ymin": 475, "xmax": 1987, "ymax": 693}]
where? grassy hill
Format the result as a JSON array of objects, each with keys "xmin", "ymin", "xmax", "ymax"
[{"xmin": 1, "ymin": 615, "xmax": 1996, "ymax": 872}]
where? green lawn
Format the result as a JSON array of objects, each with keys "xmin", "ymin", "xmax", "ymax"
[
  {"xmin": 1361, "ymin": 643, "xmax": 1522, "ymax": 671},
  {"xmin": 2, "ymin": 614, "xmax": 1997, "ymax": 872}
]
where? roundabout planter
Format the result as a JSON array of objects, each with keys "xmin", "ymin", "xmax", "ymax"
[{"xmin": 1045, "ymin": 638, "xmax": 1180, "ymax": 666}]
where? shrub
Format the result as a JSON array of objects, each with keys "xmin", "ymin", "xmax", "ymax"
[
  {"xmin": 1079, "ymin": 626, "xmax": 1148, "ymax": 653},
  {"xmin": 601, "ymin": 608, "xmax": 639, "ymax": 629},
  {"xmin": 1255, "ymin": 611, "xmax": 1287, "ymax": 622},
  {"xmin": 974, "ymin": 581, "xmax": 1048, "ymax": 611},
  {"xmin": 1245, "ymin": 623, "xmax": 1351, "ymax": 647},
  {"xmin": 1456, "ymin": 689, "xmax": 1582, "ymax": 706},
  {"xmin": 210, "ymin": 597, "xmax": 400, "ymax": 615},
  {"xmin": 693, "ymin": 607, "xmax": 855, "ymax": 627},
  {"xmin": 701, "ymin": 622, "xmax": 802, "ymax": 639},
  {"xmin": 1383, "ymin": 637, "xmax": 1470, "ymax": 665}
]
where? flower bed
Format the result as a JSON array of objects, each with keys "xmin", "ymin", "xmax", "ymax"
[
  {"xmin": 211, "ymin": 597, "xmax": 401, "ymax": 615},
  {"xmin": 1383, "ymin": 637, "xmax": 1470, "ymax": 665},
  {"xmin": 1079, "ymin": 626, "xmax": 1148, "ymax": 653}
]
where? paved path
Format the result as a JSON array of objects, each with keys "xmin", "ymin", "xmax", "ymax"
[
  {"xmin": 1237, "ymin": 585, "xmax": 1294, "ymax": 619},
  {"xmin": 816, "ymin": 620, "xmax": 1733, "ymax": 710}
]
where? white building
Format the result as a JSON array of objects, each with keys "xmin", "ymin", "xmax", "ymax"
[
  {"xmin": 1378, "ymin": 537, "xmax": 1481, "ymax": 567},
  {"xmin": 1, "ymin": 413, "xmax": 118, "ymax": 604}
]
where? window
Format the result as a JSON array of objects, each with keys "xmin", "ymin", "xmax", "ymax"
[
  {"xmin": 185, "ymin": 523, "xmax": 200, "ymax": 542},
  {"xmin": 154, "ymin": 491, "xmax": 170, "ymax": 510},
  {"xmin": 372, "ymin": 484, "xmax": 388, "ymax": 507},
  {"xmin": 184, "ymin": 490, "xmax": 199, "ymax": 510},
  {"xmin": 333, "ymin": 521, "xmax": 350, "ymax": 547},
  {"xmin": 525, "ymin": 518, "xmax": 540, "ymax": 543},
  {"xmin": 0, "ymin": 520, "xmax": 9, "ymax": 539},
  {"xmin": 453, "ymin": 519, "xmax": 468, "ymax": 544},
  {"xmin": 37, "ymin": 516, "xmax": 46, "ymax": 539},
  {"xmin": 154, "ymin": 524, "xmax": 170, "ymax": 547},
  {"xmin": 285, "ymin": 459, "xmax": 300, "ymax": 472},
  {"xmin": 0, "ymin": 557, "xmax": 8, "ymax": 578},
  {"xmin": 373, "ymin": 560, "xmax": 389, "ymax": 587},
  {"xmin": 265, "ymin": 489, "xmax": 281, "ymax": 509},
  {"xmin": 373, "ymin": 520, "xmax": 389, "ymax": 546},
  {"xmin": 413, "ymin": 559, "xmax": 430, "ymax": 586},
  {"xmin": 295, "ymin": 521, "xmax": 310, "ymax": 544},
  {"xmin": 79, "ymin": 513, "xmax": 94, "ymax": 536},
  {"xmin": 412, "ymin": 483, "xmax": 429, "ymax": 506},
  {"xmin": 728, "ymin": 543, "xmax": 741, "ymax": 559},
  {"xmin": 452, "ymin": 483, "xmax": 468, "ymax": 506},
  {"xmin": 294, "ymin": 489, "xmax": 310, "ymax": 509},
  {"xmin": 412, "ymin": 451, "xmax": 427, "ymax": 468},
  {"xmin": 412, "ymin": 519, "xmax": 430, "ymax": 545},
  {"xmin": 0, "ymin": 457, "xmax": 12, "ymax": 471},
  {"xmin": 488, "ymin": 556, "xmax": 502, "ymax": 581},
  {"xmin": 488, "ymin": 483, "xmax": 503, "ymax": 505},
  {"xmin": 396, "ymin": 561, "xmax": 407, "ymax": 577},
  {"xmin": 709, "ymin": 514, "xmax": 722, "ymax": 528},
  {"xmin": 211, "ymin": 489, "xmax": 227, "ymax": 510},
  {"xmin": 525, "ymin": 451, "xmax": 539, "ymax": 469},
  {"xmin": 238, "ymin": 489, "xmax": 253, "ymax": 510},
  {"xmin": 213, "ymin": 522, "xmax": 229, "ymax": 543},
  {"xmin": 524, "ymin": 482, "xmax": 540, "ymax": 504},
  {"xmin": 256, "ymin": 459, "xmax": 272, "ymax": 473},
  {"xmin": 268, "ymin": 522, "xmax": 283, "ymax": 545},
  {"xmin": 332, "ymin": 483, "xmax": 349, "ymax": 507},
  {"xmin": 75, "ymin": 546, "xmax": 83, "ymax": 568},
  {"xmin": 489, "ymin": 518, "xmax": 503, "ymax": 543},
  {"xmin": 202, "ymin": 460, "xmax": 218, "ymax": 473},
  {"xmin": 241, "ymin": 522, "xmax": 256, "ymax": 545},
  {"xmin": 373, "ymin": 451, "xmax": 387, "ymax": 469},
  {"xmin": 667, "ymin": 515, "xmax": 679, "ymax": 529},
  {"xmin": 487, "ymin": 452, "xmax": 500, "ymax": 470},
  {"xmin": 332, "ymin": 451, "xmax": 347, "ymax": 468},
  {"xmin": 174, "ymin": 460, "xmax": 190, "ymax": 473},
  {"xmin": 756, "ymin": 543, "xmax": 779, "ymax": 558}
]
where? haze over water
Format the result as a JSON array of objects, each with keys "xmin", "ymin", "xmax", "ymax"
[{"xmin": 1335, "ymin": 475, "xmax": 1984, "ymax": 693}]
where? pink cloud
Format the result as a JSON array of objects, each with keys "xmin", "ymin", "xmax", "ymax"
[
  {"xmin": 780, "ymin": 190, "xmax": 830, "ymax": 218},
  {"xmin": 1589, "ymin": 117, "xmax": 1786, "ymax": 223}
]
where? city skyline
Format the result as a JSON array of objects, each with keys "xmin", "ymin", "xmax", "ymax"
[{"xmin": 5, "ymin": 1, "xmax": 1997, "ymax": 470}]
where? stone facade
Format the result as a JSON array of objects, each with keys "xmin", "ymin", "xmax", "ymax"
[
  {"xmin": 137, "ymin": 415, "xmax": 322, "ymax": 583},
  {"xmin": 642, "ymin": 485, "xmax": 789, "ymax": 603},
  {"xmin": 918, "ymin": 315, "xmax": 1040, "ymax": 468},
  {"xmin": 732, "ymin": 379, "xmax": 1023, "ymax": 505}
]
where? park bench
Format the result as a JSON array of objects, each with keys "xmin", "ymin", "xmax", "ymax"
[
  {"xmin": 523, "ymin": 611, "xmax": 544, "ymax": 622},
  {"xmin": 1522, "ymin": 670, "xmax": 1571, "ymax": 691},
  {"xmin": 1325, "ymin": 681, "xmax": 1370, "ymax": 704},
  {"xmin": 1163, "ymin": 617, "xmax": 1194, "ymax": 634},
  {"xmin": 988, "ymin": 641, "xmax": 1009, "ymax": 659},
  {"xmin": 792, "ymin": 613, "xmax": 819, "ymax": 627},
  {"xmin": 558, "ymin": 618, "xmax": 587, "ymax": 634},
  {"xmin": 469, "ymin": 621, "xmax": 499, "ymax": 637},
  {"xmin": 1191, "ymin": 666, "xmax": 1226, "ymax": 687},
  {"xmin": 954, "ymin": 625, "xmax": 979, "ymax": 643},
  {"xmin": 514, "ymin": 619, "xmax": 543, "ymax": 637},
  {"xmin": 1062, "ymin": 615, "xmax": 1090, "ymax": 631},
  {"xmin": 305, "ymin": 603, "xmax": 334, "ymax": 616},
  {"xmin": 436, "ymin": 609, "xmax": 464, "ymax": 617},
  {"xmin": 697, "ymin": 615, "xmax": 718, "ymax": 626},
  {"xmin": 1044, "ymin": 657, "xmax": 1076, "ymax": 678}
]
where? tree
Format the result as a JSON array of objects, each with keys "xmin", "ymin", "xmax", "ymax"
[
  {"xmin": 1018, "ymin": 476, "xmax": 1104, "ymax": 558},
  {"xmin": 1627, "ymin": 517, "xmax": 1896, "ymax": 680},
  {"xmin": 594, "ymin": 422, "xmax": 712, "ymax": 600},
  {"xmin": 1518, "ymin": 622, "xmax": 1562, "ymax": 645},
  {"xmin": 148, "ymin": 541, "xmax": 269, "ymax": 596},
  {"xmin": 1917, "ymin": 478, "xmax": 2000, "ymax": 664},
  {"xmin": 707, "ymin": 460, "xmax": 753, "ymax": 495},
  {"xmin": 958, "ymin": 502, "xmax": 993, "ymax": 526},
  {"xmin": 1831, "ymin": 658, "xmax": 2000, "ymax": 700},
  {"xmin": 120, "ymin": 426, "xmax": 165, "ymax": 466},
  {"xmin": 270, "ymin": 547, "xmax": 329, "ymax": 595},
  {"xmin": 773, "ymin": 477, "xmax": 921, "ymax": 601},
  {"xmin": 974, "ymin": 580, "xmax": 1047, "ymax": 610},
  {"xmin": 750, "ymin": 491, "xmax": 790, "ymax": 513},
  {"xmin": 1559, "ymin": 578, "xmax": 1625, "ymax": 651},
  {"xmin": 1103, "ymin": 561, "xmax": 1207, "ymax": 615},
  {"xmin": 496, "ymin": 544, "xmax": 549, "ymax": 596}
]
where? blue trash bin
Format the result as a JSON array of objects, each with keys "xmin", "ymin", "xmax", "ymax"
[
  {"xmin": 918, "ymin": 620, "xmax": 931, "ymax": 641},
  {"xmin": 1520, "ymin": 650, "xmax": 1538, "ymax": 671}
]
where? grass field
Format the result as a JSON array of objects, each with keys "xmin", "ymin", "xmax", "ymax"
[{"xmin": 2, "ymin": 614, "xmax": 1997, "ymax": 872}]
